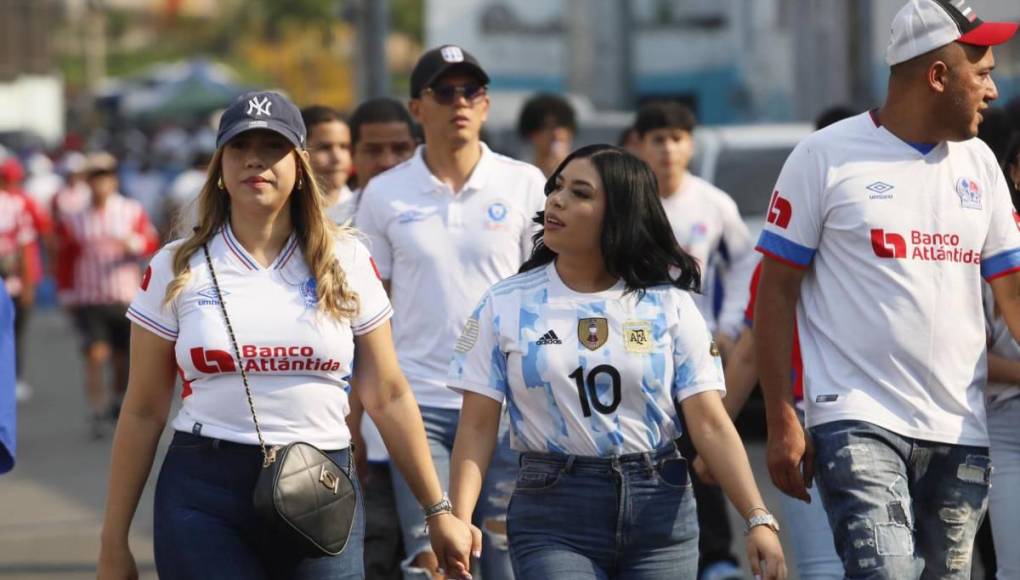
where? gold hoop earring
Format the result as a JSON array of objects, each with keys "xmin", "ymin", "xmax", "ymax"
[{"xmin": 217, "ymin": 176, "xmax": 224, "ymax": 190}]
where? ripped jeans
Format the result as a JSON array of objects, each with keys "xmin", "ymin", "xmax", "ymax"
[
  {"xmin": 810, "ymin": 420, "xmax": 990, "ymax": 580},
  {"xmin": 390, "ymin": 405, "xmax": 517, "ymax": 580}
]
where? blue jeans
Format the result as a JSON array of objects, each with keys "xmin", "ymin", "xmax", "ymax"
[
  {"xmin": 507, "ymin": 447, "xmax": 699, "ymax": 579},
  {"xmin": 810, "ymin": 420, "xmax": 990, "ymax": 580},
  {"xmin": 987, "ymin": 395, "xmax": 1020, "ymax": 580},
  {"xmin": 390, "ymin": 406, "xmax": 517, "ymax": 580},
  {"xmin": 154, "ymin": 431, "xmax": 365, "ymax": 580}
]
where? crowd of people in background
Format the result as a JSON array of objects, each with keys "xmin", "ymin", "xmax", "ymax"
[{"xmin": 2, "ymin": 1, "xmax": 1020, "ymax": 579}]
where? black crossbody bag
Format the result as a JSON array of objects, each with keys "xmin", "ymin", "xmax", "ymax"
[{"xmin": 202, "ymin": 244, "xmax": 357, "ymax": 557}]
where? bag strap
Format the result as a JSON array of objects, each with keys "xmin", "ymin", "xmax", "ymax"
[{"xmin": 201, "ymin": 244, "xmax": 276, "ymax": 467}]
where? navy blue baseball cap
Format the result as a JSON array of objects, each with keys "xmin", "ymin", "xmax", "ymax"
[
  {"xmin": 216, "ymin": 91, "xmax": 306, "ymax": 150},
  {"xmin": 410, "ymin": 45, "xmax": 489, "ymax": 99}
]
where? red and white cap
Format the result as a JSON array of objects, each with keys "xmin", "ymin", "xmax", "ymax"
[{"xmin": 886, "ymin": 0, "xmax": 1017, "ymax": 66}]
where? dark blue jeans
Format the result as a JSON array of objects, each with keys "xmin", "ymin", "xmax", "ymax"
[
  {"xmin": 507, "ymin": 446, "xmax": 699, "ymax": 579},
  {"xmin": 153, "ymin": 431, "xmax": 365, "ymax": 580},
  {"xmin": 810, "ymin": 420, "xmax": 990, "ymax": 580}
]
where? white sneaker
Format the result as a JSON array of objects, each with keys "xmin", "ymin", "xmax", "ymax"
[{"xmin": 15, "ymin": 380, "xmax": 33, "ymax": 402}]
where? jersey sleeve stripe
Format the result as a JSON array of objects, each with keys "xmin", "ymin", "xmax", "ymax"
[
  {"xmin": 755, "ymin": 231, "xmax": 815, "ymax": 268},
  {"xmin": 982, "ymin": 248, "xmax": 1020, "ymax": 280},
  {"xmin": 126, "ymin": 306, "xmax": 178, "ymax": 340},
  {"xmin": 351, "ymin": 304, "xmax": 394, "ymax": 335},
  {"xmin": 446, "ymin": 379, "xmax": 505, "ymax": 403},
  {"xmin": 756, "ymin": 248, "xmax": 810, "ymax": 271},
  {"xmin": 673, "ymin": 380, "xmax": 726, "ymax": 405}
]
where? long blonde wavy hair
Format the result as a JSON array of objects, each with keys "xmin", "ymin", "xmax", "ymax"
[{"xmin": 163, "ymin": 147, "xmax": 360, "ymax": 320}]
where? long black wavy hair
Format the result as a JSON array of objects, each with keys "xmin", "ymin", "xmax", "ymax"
[{"xmin": 520, "ymin": 144, "xmax": 701, "ymax": 295}]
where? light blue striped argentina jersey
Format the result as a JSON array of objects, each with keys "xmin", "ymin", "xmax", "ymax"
[{"xmin": 448, "ymin": 262, "xmax": 725, "ymax": 456}]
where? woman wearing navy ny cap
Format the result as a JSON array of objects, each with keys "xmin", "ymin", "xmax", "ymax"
[{"xmin": 97, "ymin": 91, "xmax": 473, "ymax": 579}]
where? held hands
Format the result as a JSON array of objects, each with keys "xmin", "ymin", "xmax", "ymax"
[
  {"xmin": 765, "ymin": 414, "xmax": 814, "ymax": 502},
  {"xmin": 427, "ymin": 513, "xmax": 476, "ymax": 580},
  {"xmin": 745, "ymin": 526, "xmax": 788, "ymax": 580}
]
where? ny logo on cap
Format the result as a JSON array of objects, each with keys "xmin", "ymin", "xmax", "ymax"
[
  {"xmin": 247, "ymin": 96, "xmax": 273, "ymax": 117},
  {"xmin": 440, "ymin": 46, "xmax": 464, "ymax": 63}
]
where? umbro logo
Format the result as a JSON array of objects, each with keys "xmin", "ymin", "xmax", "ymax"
[
  {"xmin": 866, "ymin": 181, "xmax": 894, "ymax": 200},
  {"xmin": 536, "ymin": 330, "xmax": 562, "ymax": 345}
]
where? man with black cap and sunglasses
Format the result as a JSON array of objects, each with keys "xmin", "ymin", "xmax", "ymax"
[
  {"xmin": 754, "ymin": 1, "xmax": 1020, "ymax": 578},
  {"xmin": 356, "ymin": 45, "xmax": 545, "ymax": 580}
]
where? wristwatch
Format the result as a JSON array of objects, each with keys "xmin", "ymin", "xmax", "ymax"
[
  {"xmin": 746, "ymin": 511, "xmax": 781, "ymax": 535},
  {"xmin": 423, "ymin": 494, "xmax": 453, "ymax": 520}
]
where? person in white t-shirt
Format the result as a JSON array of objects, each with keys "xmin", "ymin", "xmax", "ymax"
[
  {"xmin": 636, "ymin": 101, "xmax": 754, "ymax": 349},
  {"xmin": 97, "ymin": 91, "xmax": 474, "ymax": 580},
  {"xmin": 635, "ymin": 100, "xmax": 755, "ymax": 579},
  {"xmin": 343, "ymin": 96, "xmax": 419, "ymax": 580},
  {"xmin": 448, "ymin": 145, "xmax": 786, "ymax": 580},
  {"xmin": 301, "ymin": 105, "xmax": 355, "ymax": 225},
  {"xmin": 755, "ymin": 2, "xmax": 1020, "ymax": 578},
  {"xmin": 355, "ymin": 45, "xmax": 546, "ymax": 580}
]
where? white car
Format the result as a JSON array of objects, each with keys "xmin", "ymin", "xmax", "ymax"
[{"xmin": 690, "ymin": 123, "xmax": 814, "ymax": 240}]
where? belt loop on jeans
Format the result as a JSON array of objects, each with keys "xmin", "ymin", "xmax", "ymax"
[
  {"xmin": 563, "ymin": 455, "xmax": 576, "ymax": 474},
  {"xmin": 642, "ymin": 451, "xmax": 655, "ymax": 474}
]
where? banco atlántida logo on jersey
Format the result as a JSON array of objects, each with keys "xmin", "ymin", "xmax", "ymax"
[
  {"xmin": 870, "ymin": 228, "xmax": 980, "ymax": 264},
  {"xmin": 767, "ymin": 191, "xmax": 792, "ymax": 229},
  {"xmin": 190, "ymin": 344, "xmax": 343, "ymax": 374}
]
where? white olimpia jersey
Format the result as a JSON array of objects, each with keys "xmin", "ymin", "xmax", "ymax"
[
  {"xmin": 448, "ymin": 263, "xmax": 725, "ymax": 456},
  {"xmin": 127, "ymin": 225, "xmax": 392, "ymax": 449},
  {"xmin": 757, "ymin": 111, "xmax": 1020, "ymax": 445}
]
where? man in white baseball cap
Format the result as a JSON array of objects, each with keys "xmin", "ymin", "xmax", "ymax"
[
  {"xmin": 755, "ymin": 1, "xmax": 1020, "ymax": 578},
  {"xmin": 886, "ymin": 0, "xmax": 1017, "ymax": 66}
]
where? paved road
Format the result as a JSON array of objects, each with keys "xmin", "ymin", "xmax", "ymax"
[{"xmin": 5, "ymin": 308, "xmax": 986, "ymax": 579}]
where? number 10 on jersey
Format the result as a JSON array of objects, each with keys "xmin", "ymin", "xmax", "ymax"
[{"xmin": 569, "ymin": 365, "xmax": 622, "ymax": 417}]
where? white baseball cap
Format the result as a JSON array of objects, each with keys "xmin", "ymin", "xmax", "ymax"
[{"xmin": 886, "ymin": 0, "xmax": 1017, "ymax": 66}]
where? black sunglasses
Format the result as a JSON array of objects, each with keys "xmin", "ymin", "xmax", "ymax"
[{"xmin": 423, "ymin": 84, "xmax": 487, "ymax": 106}]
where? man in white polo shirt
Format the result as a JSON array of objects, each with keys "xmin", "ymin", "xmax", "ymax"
[
  {"xmin": 754, "ymin": 1, "xmax": 1020, "ymax": 578},
  {"xmin": 355, "ymin": 45, "xmax": 545, "ymax": 580}
]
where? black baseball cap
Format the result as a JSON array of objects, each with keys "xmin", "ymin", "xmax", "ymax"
[
  {"xmin": 410, "ymin": 45, "xmax": 490, "ymax": 99},
  {"xmin": 216, "ymin": 91, "xmax": 306, "ymax": 150}
]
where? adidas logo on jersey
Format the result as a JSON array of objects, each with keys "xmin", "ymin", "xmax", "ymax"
[{"xmin": 536, "ymin": 330, "xmax": 562, "ymax": 345}]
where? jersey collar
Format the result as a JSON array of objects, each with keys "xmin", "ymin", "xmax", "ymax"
[
  {"xmin": 220, "ymin": 222, "xmax": 299, "ymax": 272},
  {"xmin": 411, "ymin": 142, "xmax": 495, "ymax": 196},
  {"xmin": 546, "ymin": 261, "xmax": 626, "ymax": 303}
]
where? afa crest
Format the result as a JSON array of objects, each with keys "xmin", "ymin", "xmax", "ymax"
[{"xmin": 623, "ymin": 320, "xmax": 653, "ymax": 353}]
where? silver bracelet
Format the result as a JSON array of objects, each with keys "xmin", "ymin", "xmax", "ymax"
[{"xmin": 422, "ymin": 493, "xmax": 453, "ymax": 520}]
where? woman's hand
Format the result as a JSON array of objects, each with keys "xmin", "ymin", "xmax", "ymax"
[
  {"xmin": 745, "ymin": 526, "xmax": 787, "ymax": 580},
  {"xmin": 427, "ymin": 513, "xmax": 475, "ymax": 580},
  {"xmin": 97, "ymin": 541, "xmax": 138, "ymax": 580}
]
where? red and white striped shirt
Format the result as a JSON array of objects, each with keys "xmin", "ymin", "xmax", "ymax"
[
  {"xmin": 56, "ymin": 193, "xmax": 158, "ymax": 305},
  {"xmin": 0, "ymin": 190, "xmax": 36, "ymax": 297}
]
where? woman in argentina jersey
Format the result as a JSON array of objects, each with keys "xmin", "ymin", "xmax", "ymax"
[{"xmin": 448, "ymin": 145, "xmax": 787, "ymax": 580}]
